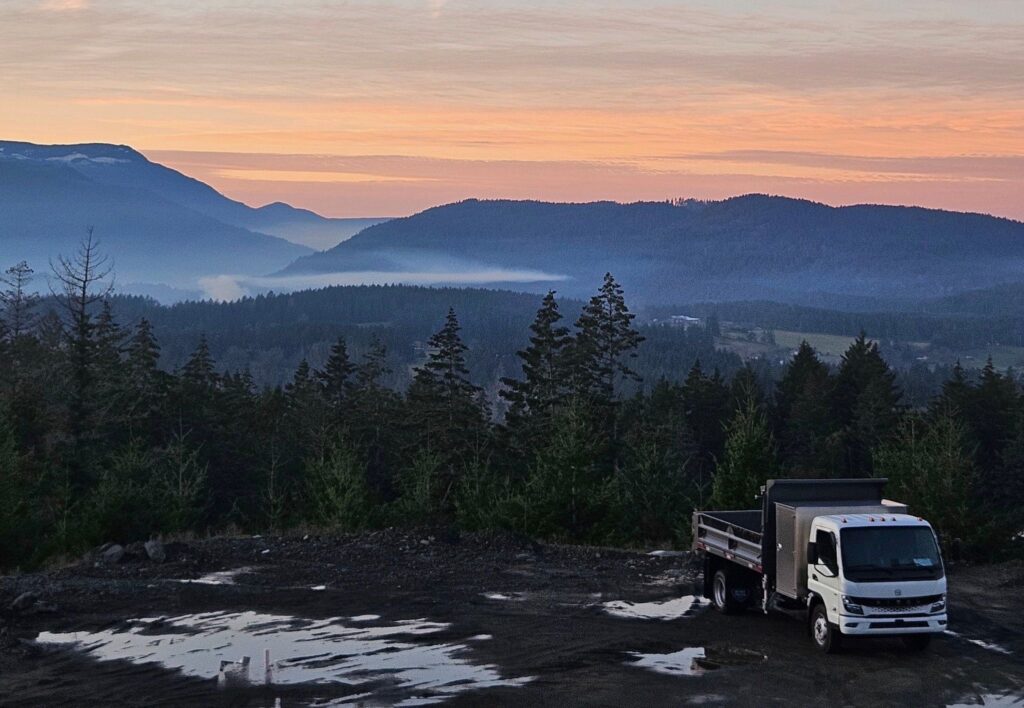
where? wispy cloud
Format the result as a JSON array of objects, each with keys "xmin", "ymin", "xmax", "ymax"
[
  {"xmin": 37, "ymin": 0, "xmax": 88, "ymax": 11},
  {"xmin": 2, "ymin": 1, "xmax": 1023, "ymax": 219}
]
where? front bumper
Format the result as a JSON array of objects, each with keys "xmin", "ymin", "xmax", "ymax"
[{"xmin": 838, "ymin": 612, "xmax": 947, "ymax": 636}]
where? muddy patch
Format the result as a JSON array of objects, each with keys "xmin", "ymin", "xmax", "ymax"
[{"xmin": 35, "ymin": 611, "xmax": 532, "ymax": 703}]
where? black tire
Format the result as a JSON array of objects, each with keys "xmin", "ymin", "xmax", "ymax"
[
  {"xmin": 810, "ymin": 604, "xmax": 842, "ymax": 653},
  {"xmin": 902, "ymin": 634, "xmax": 932, "ymax": 652},
  {"xmin": 712, "ymin": 569, "xmax": 752, "ymax": 614}
]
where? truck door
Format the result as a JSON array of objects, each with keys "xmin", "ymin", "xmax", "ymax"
[{"xmin": 808, "ymin": 528, "xmax": 841, "ymax": 619}]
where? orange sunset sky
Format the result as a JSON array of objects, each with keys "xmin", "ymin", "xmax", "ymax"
[{"xmin": 3, "ymin": 0, "xmax": 1023, "ymax": 218}]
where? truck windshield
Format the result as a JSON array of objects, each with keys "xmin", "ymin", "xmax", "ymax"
[{"xmin": 840, "ymin": 526, "xmax": 943, "ymax": 582}]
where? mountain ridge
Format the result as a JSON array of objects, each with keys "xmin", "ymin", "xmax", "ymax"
[{"xmin": 280, "ymin": 196, "xmax": 1024, "ymax": 307}]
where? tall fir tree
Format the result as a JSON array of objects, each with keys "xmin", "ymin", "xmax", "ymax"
[
  {"xmin": 830, "ymin": 333, "xmax": 901, "ymax": 476},
  {"xmin": 500, "ymin": 291, "xmax": 573, "ymax": 448},
  {"xmin": 571, "ymin": 273, "xmax": 644, "ymax": 402},
  {"xmin": 710, "ymin": 393, "xmax": 778, "ymax": 509}
]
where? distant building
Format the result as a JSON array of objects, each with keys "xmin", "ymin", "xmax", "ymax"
[{"xmin": 664, "ymin": 314, "xmax": 703, "ymax": 328}]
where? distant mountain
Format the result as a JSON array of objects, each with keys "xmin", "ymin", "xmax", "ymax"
[
  {"xmin": 281, "ymin": 197, "xmax": 1024, "ymax": 307},
  {"xmin": 0, "ymin": 141, "xmax": 392, "ymax": 299}
]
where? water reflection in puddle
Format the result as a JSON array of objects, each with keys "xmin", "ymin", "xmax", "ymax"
[
  {"xmin": 947, "ymin": 694, "xmax": 1024, "ymax": 707},
  {"xmin": 631, "ymin": 647, "xmax": 707, "ymax": 676},
  {"xmin": 173, "ymin": 568, "xmax": 254, "ymax": 586},
  {"xmin": 629, "ymin": 645, "xmax": 766, "ymax": 678},
  {"xmin": 481, "ymin": 592, "xmax": 527, "ymax": 601},
  {"xmin": 37, "ymin": 611, "xmax": 531, "ymax": 702},
  {"xmin": 603, "ymin": 595, "xmax": 706, "ymax": 620},
  {"xmin": 944, "ymin": 631, "xmax": 1014, "ymax": 656}
]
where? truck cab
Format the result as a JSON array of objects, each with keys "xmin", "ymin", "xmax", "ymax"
[{"xmin": 806, "ymin": 513, "xmax": 947, "ymax": 651}]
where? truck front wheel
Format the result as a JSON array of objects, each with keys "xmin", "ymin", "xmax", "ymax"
[
  {"xmin": 811, "ymin": 604, "xmax": 842, "ymax": 653},
  {"xmin": 712, "ymin": 569, "xmax": 749, "ymax": 614}
]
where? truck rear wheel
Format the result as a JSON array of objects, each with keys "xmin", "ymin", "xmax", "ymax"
[
  {"xmin": 712, "ymin": 569, "xmax": 751, "ymax": 614},
  {"xmin": 811, "ymin": 604, "xmax": 842, "ymax": 653}
]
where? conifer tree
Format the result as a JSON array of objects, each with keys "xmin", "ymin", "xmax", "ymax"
[
  {"xmin": 875, "ymin": 412, "xmax": 975, "ymax": 549},
  {"xmin": 571, "ymin": 273, "xmax": 644, "ymax": 401},
  {"xmin": 710, "ymin": 394, "xmax": 777, "ymax": 509},
  {"xmin": 0, "ymin": 261, "xmax": 39, "ymax": 341},
  {"xmin": 409, "ymin": 308, "xmax": 483, "ymax": 438},
  {"xmin": 831, "ymin": 333, "xmax": 901, "ymax": 476},
  {"xmin": 318, "ymin": 337, "xmax": 355, "ymax": 412},
  {"xmin": 407, "ymin": 309, "xmax": 486, "ymax": 507},
  {"xmin": 500, "ymin": 291, "xmax": 573, "ymax": 443},
  {"xmin": 682, "ymin": 360, "xmax": 730, "ymax": 476},
  {"xmin": 774, "ymin": 343, "xmax": 833, "ymax": 475}
]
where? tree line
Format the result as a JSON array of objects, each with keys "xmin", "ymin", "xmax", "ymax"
[{"xmin": 0, "ymin": 241, "xmax": 1021, "ymax": 570}]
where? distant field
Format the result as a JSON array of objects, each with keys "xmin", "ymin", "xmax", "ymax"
[
  {"xmin": 773, "ymin": 330, "xmax": 874, "ymax": 359},
  {"xmin": 768, "ymin": 330, "xmax": 1024, "ymax": 369},
  {"xmin": 958, "ymin": 345, "xmax": 1024, "ymax": 369}
]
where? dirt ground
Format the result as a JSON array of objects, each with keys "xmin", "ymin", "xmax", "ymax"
[{"xmin": 1, "ymin": 529, "xmax": 1022, "ymax": 707}]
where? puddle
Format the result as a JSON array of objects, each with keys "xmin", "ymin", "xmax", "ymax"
[
  {"xmin": 603, "ymin": 595, "xmax": 706, "ymax": 620},
  {"xmin": 173, "ymin": 568, "xmax": 254, "ymax": 586},
  {"xmin": 648, "ymin": 550, "xmax": 688, "ymax": 558},
  {"xmin": 629, "ymin": 645, "xmax": 766, "ymax": 678},
  {"xmin": 36, "ymin": 611, "xmax": 532, "ymax": 703},
  {"xmin": 945, "ymin": 631, "xmax": 1014, "ymax": 655},
  {"xmin": 481, "ymin": 592, "xmax": 526, "ymax": 601},
  {"xmin": 947, "ymin": 694, "xmax": 1024, "ymax": 707},
  {"xmin": 631, "ymin": 647, "xmax": 707, "ymax": 676}
]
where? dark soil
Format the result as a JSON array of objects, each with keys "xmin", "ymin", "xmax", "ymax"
[{"xmin": 1, "ymin": 530, "xmax": 1021, "ymax": 707}]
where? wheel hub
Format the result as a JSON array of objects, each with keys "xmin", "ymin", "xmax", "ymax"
[{"xmin": 814, "ymin": 616, "xmax": 828, "ymax": 644}]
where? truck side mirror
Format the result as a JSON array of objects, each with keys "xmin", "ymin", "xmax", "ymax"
[{"xmin": 806, "ymin": 541, "xmax": 818, "ymax": 564}]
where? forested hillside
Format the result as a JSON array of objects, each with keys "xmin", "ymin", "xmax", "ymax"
[
  {"xmin": 283, "ymin": 196, "xmax": 1024, "ymax": 306},
  {"xmin": 1, "ymin": 250, "xmax": 1021, "ymax": 572},
  {"xmin": 104, "ymin": 283, "xmax": 742, "ymax": 390}
]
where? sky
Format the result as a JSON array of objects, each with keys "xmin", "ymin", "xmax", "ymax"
[{"xmin": 2, "ymin": 0, "xmax": 1023, "ymax": 218}]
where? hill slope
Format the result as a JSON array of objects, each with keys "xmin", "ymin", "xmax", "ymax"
[
  {"xmin": 0, "ymin": 141, "xmax": 389, "ymax": 251},
  {"xmin": 281, "ymin": 197, "xmax": 1024, "ymax": 307}
]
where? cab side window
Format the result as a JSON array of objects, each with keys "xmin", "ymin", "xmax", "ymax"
[{"xmin": 815, "ymin": 529, "xmax": 838, "ymax": 575}]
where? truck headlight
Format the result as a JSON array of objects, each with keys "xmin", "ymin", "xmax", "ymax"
[
  {"xmin": 931, "ymin": 594, "xmax": 946, "ymax": 613},
  {"xmin": 842, "ymin": 595, "xmax": 864, "ymax": 615}
]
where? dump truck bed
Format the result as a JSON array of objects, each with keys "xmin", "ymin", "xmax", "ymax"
[{"xmin": 692, "ymin": 510, "xmax": 764, "ymax": 574}]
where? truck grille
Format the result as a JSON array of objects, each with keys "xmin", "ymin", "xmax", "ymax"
[
  {"xmin": 850, "ymin": 595, "xmax": 941, "ymax": 608},
  {"xmin": 852, "ymin": 595, "xmax": 941, "ymax": 616}
]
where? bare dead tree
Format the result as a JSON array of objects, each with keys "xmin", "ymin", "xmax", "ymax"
[
  {"xmin": 0, "ymin": 261, "xmax": 40, "ymax": 340},
  {"xmin": 49, "ymin": 228, "xmax": 115, "ymax": 454}
]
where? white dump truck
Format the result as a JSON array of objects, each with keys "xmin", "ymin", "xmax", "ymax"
[{"xmin": 692, "ymin": 479, "xmax": 947, "ymax": 652}]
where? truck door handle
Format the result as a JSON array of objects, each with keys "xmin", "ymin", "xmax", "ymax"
[{"xmin": 812, "ymin": 573, "xmax": 818, "ymax": 581}]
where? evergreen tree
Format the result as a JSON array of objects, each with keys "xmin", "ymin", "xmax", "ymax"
[
  {"xmin": 318, "ymin": 337, "xmax": 355, "ymax": 413},
  {"xmin": 774, "ymin": 342, "xmax": 833, "ymax": 475},
  {"xmin": 682, "ymin": 360, "xmax": 730, "ymax": 478},
  {"xmin": 875, "ymin": 412, "xmax": 975, "ymax": 551},
  {"xmin": 122, "ymin": 319, "xmax": 167, "ymax": 439},
  {"xmin": 571, "ymin": 273, "xmax": 644, "ymax": 401},
  {"xmin": 305, "ymin": 442, "xmax": 371, "ymax": 529},
  {"xmin": 711, "ymin": 394, "xmax": 777, "ymax": 509},
  {"xmin": 831, "ymin": 333, "xmax": 901, "ymax": 476},
  {"xmin": 406, "ymin": 309, "xmax": 486, "ymax": 508},
  {"xmin": 0, "ymin": 261, "xmax": 39, "ymax": 341},
  {"xmin": 500, "ymin": 291, "xmax": 573, "ymax": 445},
  {"xmin": 408, "ymin": 308, "xmax": 484, "ymax": 448}
]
